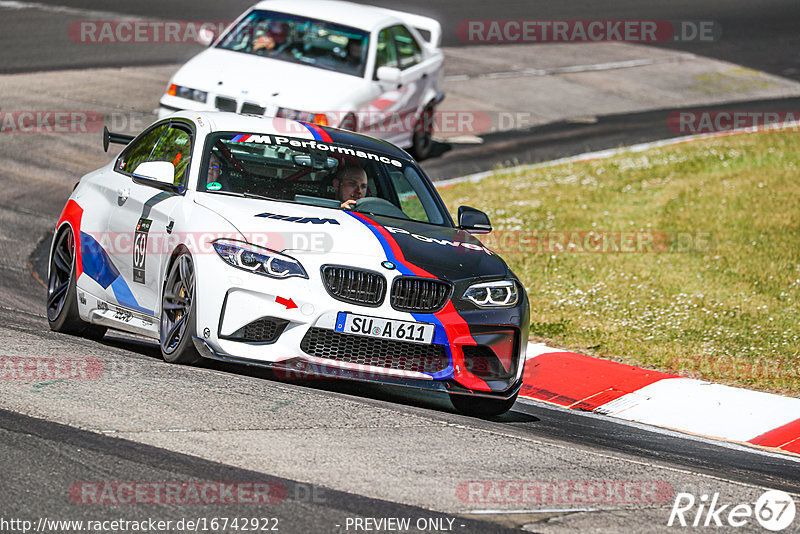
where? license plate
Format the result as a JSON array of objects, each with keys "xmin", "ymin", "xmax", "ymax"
[{"xmin": 335, "ymin": 313, "xmax": 435, "ymax": 344}]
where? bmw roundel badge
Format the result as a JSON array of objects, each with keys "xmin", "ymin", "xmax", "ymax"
[{"xmin": 381, "ymin": 261, "xmax": 396, "ymax": 270}]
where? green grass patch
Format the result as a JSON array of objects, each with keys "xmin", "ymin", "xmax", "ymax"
[{"xmin": 438, "ymin": 131, "xmax": 800, "ymax": 395}]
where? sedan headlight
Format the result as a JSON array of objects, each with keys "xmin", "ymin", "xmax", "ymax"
[
  {"xmin": 463, "ymin": 280, "xmax": 518, "ymax": 307},
  {"xmin": 167, "ymin": 84, "xmax": 208, "ymax": 103},
  {"xmin": 213, "ymin": 239, "xmax": 307, "ymax": 279}
]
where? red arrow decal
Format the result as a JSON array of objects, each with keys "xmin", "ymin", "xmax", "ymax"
[{"xmin": 276, "ymin": 296, "xmax": 297, "ymax": 310}]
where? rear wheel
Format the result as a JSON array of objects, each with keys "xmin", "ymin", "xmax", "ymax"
[
  {"xmin": 160, "ymin": 252, "xmax": 201, "ymax": 364},
  {"xmin": 47, "ymin": 228, "xmax": 106, "ymax": 339},
  {"xmin": 410, "ymin": 105, "xmax": 435, "ymax": 160},
  {"xmin": 450, "ymin": 391, "xmax": 518, "ymax": 417}
]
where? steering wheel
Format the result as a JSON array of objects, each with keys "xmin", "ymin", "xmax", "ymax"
[{"xmin": 353, "ymin": 197, "xmax": 409, "ymax": 219}]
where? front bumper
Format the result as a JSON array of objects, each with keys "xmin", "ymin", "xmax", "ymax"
[
  {"xmin": 192, "ymin": 253, "xmax": 528, "ymax": 397},
  {"xmin": 193, "ymin": 336, "xmax": 524, "ymax": 401}
]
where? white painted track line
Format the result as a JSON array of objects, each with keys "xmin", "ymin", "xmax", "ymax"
[{"xmin": 596, "ymin": 378, "xmax": 800, "ymax": 442}]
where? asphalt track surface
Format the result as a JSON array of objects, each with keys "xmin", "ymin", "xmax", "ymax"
[{"xmin": 2, "ymin": 1, "xmax": 800, "ymax": 533}]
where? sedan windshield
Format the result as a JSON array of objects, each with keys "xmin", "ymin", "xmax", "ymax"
[
  {"xmin": 198, "ymin": 132, "xmax": 451, "ymax": 226},
  {"xmin": 217, "ymin": 10, "xmax": 370, "ymax": 77}
]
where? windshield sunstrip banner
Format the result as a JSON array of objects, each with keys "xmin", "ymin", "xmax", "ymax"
[{"xmin": 229, "ymin": 134, "xmax": 404, "ymax": 168}]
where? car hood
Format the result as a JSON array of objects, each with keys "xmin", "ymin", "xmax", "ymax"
[
  {"xmin": 173, "ymin": 48, "xmax": 367, "ymax": 110},
  {"xmin": 194, "ymin": 194, "xmax": 508, "ymax": 281}
]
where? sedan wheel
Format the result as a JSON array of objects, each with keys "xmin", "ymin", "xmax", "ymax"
[{"xmin": 410, "ymin": 106, "xmax": 435, "ymax": 160}]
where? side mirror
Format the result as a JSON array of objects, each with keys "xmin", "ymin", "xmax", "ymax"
[
  {"xmin": 376, "ymin": 66, "xmax": 401, "ymax": 84},
  {"xmin": 132, "ymin": 161, "xmax": 176, "ymax": 187},
  {"xmin": 458, "ymin": 206, "xmax": 492, "ymax": 234},
  {"xmin": 197, "ymin": 27, "xmax": 217, "ymax": 46}
]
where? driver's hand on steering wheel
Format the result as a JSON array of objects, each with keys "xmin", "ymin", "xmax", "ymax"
[
  {"xmin": 341, "ymin": 199, "xmax": 357, "ymax": 209},
  {"xmin": 253, "ymin": 35, "xmax": 276, "ymax": 52}
]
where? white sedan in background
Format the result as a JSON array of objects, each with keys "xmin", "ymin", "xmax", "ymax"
[{"xmin": 159, "ymin": 0, "xmax": 445, "ymax": 159}]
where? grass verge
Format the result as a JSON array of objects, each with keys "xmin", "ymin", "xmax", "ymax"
[{"xmin": 438, "ymin": 130, "xmax": 800, "ymax": 395}]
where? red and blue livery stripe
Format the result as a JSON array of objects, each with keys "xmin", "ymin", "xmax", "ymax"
[
  {"xmin": 298, "ymin": 121, "xmax": 333, "ymax": 143},
  {"xmin": 56, "ymin": 200, "xmax": 153, "ymax": 316},
  {"xmin": 346, "ymin": 212, "xmax": 492, "ymax": 391}
]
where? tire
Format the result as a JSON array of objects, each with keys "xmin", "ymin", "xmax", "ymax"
[
  {"xmin": 160, "ymin": 251, "xmax": 201, "ymax": 364},
  {"xmin": 450, "ymin": 391, "xmax": 519, "ymax": 417},
  {"xmin": 410, "ymin": 106, "xmax": 434, "ymax": 160},
  {"xmin": 47, "ymin": 227, "xmax": 107, "ymax": 340}
]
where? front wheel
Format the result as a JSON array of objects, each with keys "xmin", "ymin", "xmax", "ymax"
[
  {"xmin": 47, "ymin": 227, "xmax": 106, "ymax": 339},
  {"xmin": 450, "ymin": 392, "xmax": 518, "ymax": 417},
  {"xmin": 160, "ymin": 252, "xmax": 201, "ymax": 364}
]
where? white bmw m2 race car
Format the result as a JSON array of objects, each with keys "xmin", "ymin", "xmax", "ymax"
[
  {"xmin": 48, "ymin": 112, "xmax": 528, "ymax": 416},
  {"xmin": 158, "ymin": 0, "xmax": 444, "ymax": 159}
]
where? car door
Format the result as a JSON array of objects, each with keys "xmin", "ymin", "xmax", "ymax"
[
  {"xmin": 362, "ymin": 25, "xmax": 432, "ymax": 146},
  {"xmin": 360, "ymin": 26, "xmax": 404, "ymax": 143},
  {"xmin": 391, "ymin": 24, "xmax": 431, "ymax": 122},
  {"xmin": 105, "ymin": 121, "xmax": 193, "ymax": 317}
]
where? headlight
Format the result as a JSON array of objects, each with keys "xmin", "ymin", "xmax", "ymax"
[
  {"xmin": 167, "ymin": 84, "xmax": 208, "ymax": 103},
  {"xmin": 463, "ymin": 280, "xmax": 518, "ymax": 307},
  {"xmin": 275, "ymin": 108, "xmax": 329, "ymax": 126},
  {"xmin": 213, "ymin": 239, "xmax": 307, "ymax": 279}
]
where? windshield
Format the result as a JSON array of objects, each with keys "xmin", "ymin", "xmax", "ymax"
[
  {"xmin": 198, "ymin": 132, "xmax": 451, "ymax": 226},
  {"xmin": 216, "ymin": 10, "xmax": 370, "ymax": 78}
]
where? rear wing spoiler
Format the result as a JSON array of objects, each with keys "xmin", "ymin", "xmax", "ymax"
[
  {"xmin": 103, "ymin": 126, "xmax": 134, "ymax": 152},
  {"xmin": 382, "ymin": 10, "xmax": 442, "ymax": 49}
]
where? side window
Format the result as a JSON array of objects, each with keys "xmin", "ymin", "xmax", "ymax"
[
  {"xmin": 148, "ymin": 126, "xmax": 193, "ymax": 185},
  {"xmin": 389, "ymin": 170, "xmax": 430, "ymax": 223},
  {"xmin": 115, "ymin": 124, "xmax": 167, "ymax": 175},
  {"xmin": 375, "ymin": 27, "xmax": 398, "ymax": 72},
  {"xmin": 392, "ymin": 25, "xmax": 422, "ymax": 69}
]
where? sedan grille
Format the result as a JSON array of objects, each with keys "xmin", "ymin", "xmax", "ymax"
[
  {"xmin": 241, "ymin": 102, "xmax": 266, "ymax": 115},
  {"xmin": 215, "ymin": 96, "xmax": 237, "ymax": 112},
  {"xmin": 390, "ymin": 277, "xmax": 451, "ymax": 313},
  {"xmin": 300, "ymin": 327, "xmax": 448, "ymax": 374},
  {"xmin": 321, "ymin": 266, "xmax": 386, "ymax": 307}
]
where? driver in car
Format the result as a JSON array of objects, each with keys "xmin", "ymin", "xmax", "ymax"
[
  {"xmin": 253, "ymin": 21, "xmax": 288, "ymax": 53},
  {"xmin": 333, "ymin": 162, "xmax": 368, "ymax": 209}
]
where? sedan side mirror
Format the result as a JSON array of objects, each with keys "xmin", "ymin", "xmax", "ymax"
[
  {"xmin": 458, "ymin": 206, "xmax": 492, "ymax": 234},
  {"xmin": 197, "ymin": 27, "xmax": 217, "ymax": 46},
  {"xmin": 376, "ymin": 66, "xmax": 401, "ymax": 84},
  {"xmin": 132, "ymin": 161, "xmax": 176, "ymax": 187}
]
